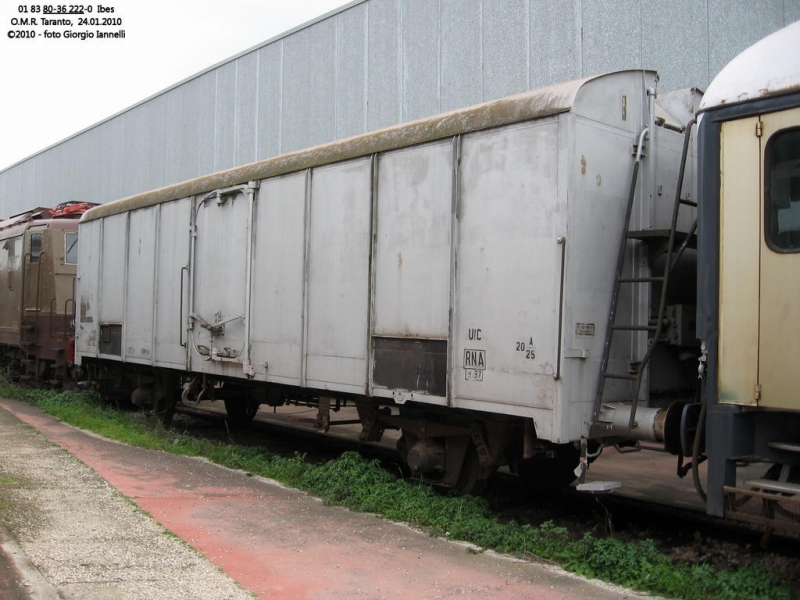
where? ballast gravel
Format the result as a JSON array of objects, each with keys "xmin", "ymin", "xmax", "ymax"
[{"xmin": 0, "ymin": 406, "xmax": 255, "ymax": 600}]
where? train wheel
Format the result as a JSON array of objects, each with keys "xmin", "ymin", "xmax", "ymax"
[
  {"xmin": 453, "ymin": 443, "xmax": 487, "ymax": 496},
  {"xmin": 154, "ymin": 372, "xmax": 178, "ymax": 428},
  {"xmin": 517, "ymin": 443, "xmax": 580, "ymax": 492},
  {"xmin": 224, "ymin": 397, "xmax": 259, "ymax": 427}
]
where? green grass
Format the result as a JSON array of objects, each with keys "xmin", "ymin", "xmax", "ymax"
[{"xmin": 2, "ymin": 380, "xmax": 793, "ymax": 600}]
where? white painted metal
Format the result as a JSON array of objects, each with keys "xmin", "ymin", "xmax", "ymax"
[
  {"xmin": 597, "ymin": 403, "xmax": 665, "ymax": 443},
  {"xmin": 98, "ymin": 214, "xmax": 126, "ymax": 328},
  {"xmin": 250, "ymin": 173, "xmax": 308, "ymax": 385},
  {"xmin": 700, "ymin": 20, "xmax": 800, "ymax": 111},
  {"xmin": 452, "ymin": 119, "xmax": 562, "ymax": 433},
  {"xmin": 124, "ymin": 207, "xmax": 157, "ymax": 365},
  {"xmin": 75, "ymin": 70, "xmax": 693, "ymax": 445},
  {"xmin": 373, "ymin": 141, "xmax": 452, "ymax": 342},
  {"xmin": 305, "ymin": 158, "xmax": 372, "ymax": 393},
  {"xmin": 369, "ymin": 140, "xmax": 454, "ymax": 403},
  {"xmin": 154, "ymin": 198, "xmax": 191, "ymax": 368},
  {"xmin": 188, "ymin": 187, "xmax": 250, "ymax": 376},
  {"xmin": 75, "ymin": 219, "xmax": 101, "ymax": 359}
]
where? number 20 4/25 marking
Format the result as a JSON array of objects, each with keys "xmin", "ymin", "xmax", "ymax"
[{"xmin": 515, "ymin": 338, "xmax": 536, "ymax": 360}]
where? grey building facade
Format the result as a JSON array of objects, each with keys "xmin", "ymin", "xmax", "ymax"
[{"xmin": 2, "ymin": 0, "xmax": 799, "ymax": 217}]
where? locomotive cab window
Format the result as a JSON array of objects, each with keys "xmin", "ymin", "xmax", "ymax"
[
  {"xmin": 5, "ymin": 237, "xmax": 21, "ymax": 259},
  {"xmin": 766, "ymin": 127, "xmax": 800, "ymax": 252},
  {"xmin": 65, "ymin": 232, "xmax": 78, "ymax": 265},
  {"xmin": 29, "ymin": 232, "xmax": 43, "ymax": 263}
]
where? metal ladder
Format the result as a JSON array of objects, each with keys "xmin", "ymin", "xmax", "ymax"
[{"xmin": 590, "ymin": 120, "xmax": 697, "ymax": 438}]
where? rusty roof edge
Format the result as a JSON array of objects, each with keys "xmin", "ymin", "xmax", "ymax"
[{"xmin": 81, "ymin": 75, "xmax": 597, "ymax": 223}]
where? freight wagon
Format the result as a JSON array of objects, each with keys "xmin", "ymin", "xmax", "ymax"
[
  {"xmin": 75, "ymin": 68, "xmax": 696, "ymax": 489},
  {"xmin": 74, "ymin": 21, "xmax": 800, "ymax": 529}
]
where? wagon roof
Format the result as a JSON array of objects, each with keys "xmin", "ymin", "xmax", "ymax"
[
  {"xmin": 700, "ymin": 19, "xmax": 800, "ymax": 111},
  {"xmin": 82, "ymin": 71, "xmax": 646, "ymax": 222}
]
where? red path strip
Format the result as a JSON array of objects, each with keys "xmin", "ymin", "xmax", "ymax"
[{"xmin": 0, "ymin": 399, "xmax": 638, "ymax": 600}]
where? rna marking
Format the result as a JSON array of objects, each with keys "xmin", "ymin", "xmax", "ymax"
[{"xmin": 464, "ymin": 349, "xmax": 486, "ymax": 369}]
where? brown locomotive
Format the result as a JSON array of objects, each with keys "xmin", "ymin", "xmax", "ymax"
[{"xmin": 0, "ymin": 202, "xmax": 96, "ymax": 383}]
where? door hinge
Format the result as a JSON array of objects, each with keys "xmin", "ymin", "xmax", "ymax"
[
  {"xmin": 755, "ymin": 120, "xmax": 763, "ymax": 137},
  {"xmin": 754, "ymin": 383, "xmax": 762, "ymax": 402}
]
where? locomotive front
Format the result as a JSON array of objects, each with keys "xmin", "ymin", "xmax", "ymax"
[{"xmin": 0, "ymin": 202, "xmax": 95, "ymax": 383}]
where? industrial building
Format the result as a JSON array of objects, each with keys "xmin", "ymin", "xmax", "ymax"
[{"xmin": 2, "ymin": 0, "xmax": 799, "ymax": 216}]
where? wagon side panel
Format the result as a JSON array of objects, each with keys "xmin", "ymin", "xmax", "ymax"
[
  {"xmin": 94, "ymin": 214, "xmax": 127, "ymax": 359},
  {"xmin": 305, "ymin": 158, "xmax": 372, "ymax": 393},
  {"xmin": 250, "ymin": 173, "xmax": 307, "ymax": 385},
  {"xmin": 75, "ymin": 219, "xmax": 102, "ymax": 361},
  {"xmin": 370, "ymin": 140, "xmax": 453, "ymax": 402},
  {"xmin": 154, "ymin": 198, "xmax": 191, "ymax": 368},
  {"xmin": 123, "ymin": 207, "xmax": 157, "ymax": 365},
  {"xmin": 188, "ymin": 190, "xmax": 250, "ymax": 377},
  {"xmin": 452, "ymin": 120, "xmax": 562, "ymax": 437}
]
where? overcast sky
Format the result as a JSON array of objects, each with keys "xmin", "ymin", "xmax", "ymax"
[{"xmin": 0, "ymin": 0, "xmax": 352, "ymax": 171}]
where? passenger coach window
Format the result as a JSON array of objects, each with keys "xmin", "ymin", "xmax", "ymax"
[
  {"xmin": 766, "ymin": 128, "xmax": 800, "ymax": 252},
  {"xmin": 65, "ymin": 232, "xmax": 78, "ymax": 264}
]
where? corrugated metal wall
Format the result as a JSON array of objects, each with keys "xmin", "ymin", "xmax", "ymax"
[{"xmin": 2, "ymin": 0, "xmax": 799, "ymax": 217}]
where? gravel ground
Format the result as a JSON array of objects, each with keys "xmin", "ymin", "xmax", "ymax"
[{"xmin": 0, "ymin": 407, "xmax": 255, "ymax": 600}]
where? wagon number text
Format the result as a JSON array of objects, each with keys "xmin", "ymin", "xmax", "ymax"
[{"xmin": 516, "ymin": 337, "xmax": 536, "ymax": 360}]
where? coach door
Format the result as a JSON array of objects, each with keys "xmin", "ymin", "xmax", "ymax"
[
  {"xmin": 718, "ymin": 107, "xmax": 800, "ymax": 409},
  {"xmin": 188, "ymin": 183, "xmax": 257, "ymax": 376},
  {"xmin": 758, "ymin": 108, "xmax": 800, "ymax": 409}
]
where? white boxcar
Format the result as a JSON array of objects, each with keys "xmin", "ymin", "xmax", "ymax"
[{"xmin": 76, "ymin": 70, "xmax": 696, "ymax": 490}]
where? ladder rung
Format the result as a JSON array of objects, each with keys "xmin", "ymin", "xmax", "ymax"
[
  {"xmin": 611, "ymin": 325, "xmax": 657, "ymax": 331},
  {"xmin": 679, "ymin": 198, "xmax": 698, "ymax": 207},
  {"xmin": 602, "ymin": 372, "xmax": 638, "ymax": 381},
  {"xmin": 627, "ymin": 229, "xmax": 670, "ymax": 240},
  {"xmin": 618, "ymin": 276, "xmax": 664, "ymax": 283},
  {"xmin": 626, "ymin": 229, "xmax": 697, "ymax": 248}
]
